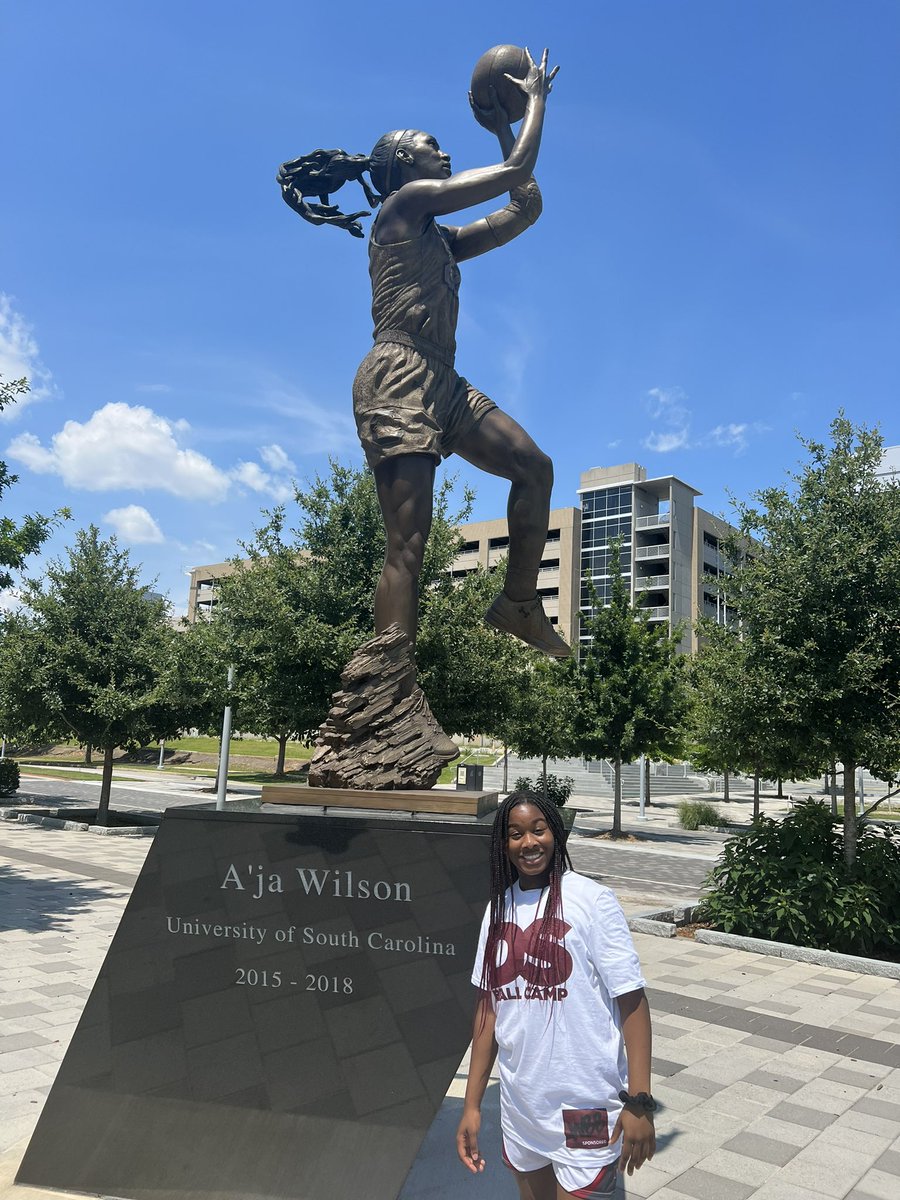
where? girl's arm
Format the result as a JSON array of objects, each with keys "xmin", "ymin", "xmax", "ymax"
[
  {"xmin": 392, "ymin": 50, "xmax": 557, "ymax": 227},
  {"xmin": 614, "ymin": 988, "xmax": 656, "ymax": 1175},
  {"xmin": 455, "ymin": 993, "xmax": 498, "ymax": 1173}
]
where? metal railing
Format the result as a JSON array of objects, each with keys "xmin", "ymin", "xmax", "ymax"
[
  {"xmin": 634, "ymin": 574, "xmax": 670, "ymax": 589},
  {"xmin": 635, "ymin": 544, "xmax": 670, "ymax": 560},
  {"xmin": 635, "ymin": 513, "xmax": 670, "ymax": 530},
  {"xmin": 643, "ymin": 606, "xmax": 671, "ymax": 620}
]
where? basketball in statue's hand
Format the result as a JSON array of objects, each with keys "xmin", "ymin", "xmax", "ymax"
[{"xmin": 470, "ymin": 45, "xmax": 531, "ymax": 125}]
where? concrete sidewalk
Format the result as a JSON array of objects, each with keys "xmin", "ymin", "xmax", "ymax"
[{"xmin": 2, "ymin": 822, "xmax": 899, "ymax": 1200}]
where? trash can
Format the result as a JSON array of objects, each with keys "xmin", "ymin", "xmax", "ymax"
[{"xmin": 456, "ymin": 764, "xmax": 484, "ymax": 791}]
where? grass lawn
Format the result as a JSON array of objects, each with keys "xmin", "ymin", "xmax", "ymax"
[
  {"xmin": 164, "ymin": 736, "xmax": 316, "ymax": 759},
  {"xmin": 832, "ymin": 803, "xmax": 900, "ymax": 822},
  {"xmin": 13, "ymin": 742, "xmax": 500, "ymax": 789}
]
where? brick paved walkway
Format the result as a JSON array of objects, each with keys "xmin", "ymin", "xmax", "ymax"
[{"xmin": 1, "ymin": 821, "xmax": 899, "ymax": 1200}]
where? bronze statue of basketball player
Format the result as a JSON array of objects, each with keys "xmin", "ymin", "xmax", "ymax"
[{"xmin": 278, "ymin": 48, "xmax": 568, "ymax": 666}]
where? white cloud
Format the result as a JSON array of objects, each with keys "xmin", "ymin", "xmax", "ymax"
[
  {"xmin": 0, "ymin": 295, "xmax": 54, "ymax": 419},
  {"xmin": 103, "ymin": 504, "xmax": 165, "ymax": 544},
  {"xmin": 642, "ymin": 386, "xmax": 692, "ymax": 453},
  {"xmin": 0, "ymin": 588, "xmax": 23, "ymax": 613},
  {"xmin": 262, "ymin": 386, "xmax": 357, "ymax": 454},
  {"xmin": 7, "ymin": 402, "xmax": 231, "ymax": 500},
  {"xmin": 135, "ymin": 383, "xmax": 172, "ymax": 394},
  {"xmin": 708, "ymin": 423, "xmax": 749, "ymax": 451},
  {"xmin": 232, "ymin": 453, "xmax": 293, "ymax": 503},
  {"xmin": 644, "ymin": 429, "xmax": 691, "ymax": 453},
  {"xmin": 260, "ymin": 443, "xmax": 296, "ymax": 474}
]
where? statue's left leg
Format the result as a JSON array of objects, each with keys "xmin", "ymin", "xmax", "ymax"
[{"xmin": 454, "ymin": 409, "xmax": 569, "ymax": 657}]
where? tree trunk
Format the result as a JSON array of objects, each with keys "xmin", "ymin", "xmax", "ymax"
[
  {"xmin": 84, "ymin": 744, "xmax": 93, "ymax": 766},
  {"xmin": 275, "ymin": 733, "xmax": 288, "ymax": 777},
  {"xmin": 830, "ymin": 760, "xmax": 838, "ymax": 817},
  {"xmin": 843, "ymin": 759, "xmax": 857, "ymax": 871},
  {"xmin": 644, "ymin": 757, "xmax": 652, "ymax": 807},
  {"xmin": 612, "ymin": 758, "xmax": 623, "ymax": 837},
  {"xmin": 502, "ymin": 744, "xmax": 509, "ymax": 793},
  {"xmin": 753, "ymin": 771, "xmax": 761, "ymax": 820},
  {"xmin": 98, "ymin": 745, "xmax": 114, "ymax": 827},
  {"xmin": 541, "ymin": 752, "xmax": 548, "ymax": 801},
  {"xmin": 777, "ymin": 776, "xmax": 784, "ymax": 799},
  {"xmin": 723, "ymin": 769, "xmax": 730, "ymax": 803}
]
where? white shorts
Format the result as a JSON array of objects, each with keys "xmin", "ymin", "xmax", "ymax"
[{"xmin": 502, "ymin": 1132, "xmax": 619, "ymax": 1197}]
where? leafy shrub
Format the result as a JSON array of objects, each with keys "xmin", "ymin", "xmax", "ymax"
[
  {"xmin": 0, "ymin": 758, "xmax": 20, "ymax": 797},
  {"xmin": 678, "ymin": 800, "xmax": 724, "ymax": 830},
  {"xmin": 514, "ymin": 773, "xmax": 575, "ymax": 807},
  {"xmin": 699, "ymin": 799, "xmax": 900, "ymax": 957}
]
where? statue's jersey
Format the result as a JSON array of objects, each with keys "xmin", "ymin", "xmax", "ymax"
[
  {"xmin": 353, "ymin": 219, "xmax": 494, "ymax": 468},
  {"xmin": 367, "ymin": 220, "xmax": 461, "ymax": 362}
]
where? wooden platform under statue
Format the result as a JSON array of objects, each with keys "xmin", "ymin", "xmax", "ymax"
[{"xmin": 261, "ymin": 783, "xmax": 499, "ymax": 819}]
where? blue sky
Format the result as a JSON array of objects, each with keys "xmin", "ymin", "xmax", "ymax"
[{"xmin": 2, "ymin": 1, "xmax": 898, "ymax": 615}]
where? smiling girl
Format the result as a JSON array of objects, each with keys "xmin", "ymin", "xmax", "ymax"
[{"xmin": 457, "ymin": 792, "xmax": 655, "ymax": 1199}]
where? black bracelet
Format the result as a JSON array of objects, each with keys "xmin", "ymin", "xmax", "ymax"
[{"xmin": 618, "ymin": 1090, "xmax": 657, "ymax": 1114}]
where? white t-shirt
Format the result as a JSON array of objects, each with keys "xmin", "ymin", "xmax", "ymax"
[{"xmin": 471, "ymin": 872, "xmax": 646, "ymax": 1166}]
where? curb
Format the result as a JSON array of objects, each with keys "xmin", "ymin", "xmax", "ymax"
[
  {"xmin": 629, "ymin": 900, "xmax": 900, "ymax": 979},
  {"xmin": 694, "ymin": 928, "xmax": 900, "ymax": 980},
  {"xmin": 1, "ymin": 808, "xmax": 157, "ymax": 837},
  {"xmin": 627, "ymin": 904, "xmax": 703, "ymax": 938}
]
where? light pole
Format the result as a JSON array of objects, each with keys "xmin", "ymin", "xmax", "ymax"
[
  {"xmin": 857, "ymin": 765, "xmax": 865, "ymax": 817},
  {"xmin": 216, "ymin": 666, "xmax": 235, "ymax": 812}
]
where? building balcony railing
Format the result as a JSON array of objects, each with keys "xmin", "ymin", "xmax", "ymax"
[
  {"xmin": 537, "ymin": 565, "xmax": 560, "ymax": 576},
  {"xmin": 634, "ymin": 543, "xmax": 670, "ymax": 561},
  {"xmin": 635, "ymin": 513, "xmax": 670, "ymax": 530},
  {"xmin": 643, "ymin": 606, "xmax": 671, "ymax": 621},
  {"xmin": 634, "ymin": 574, "xmax": 671, "ymax": 590}
]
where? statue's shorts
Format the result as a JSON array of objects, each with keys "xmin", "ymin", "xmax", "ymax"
[{"xmin": 353, "ymin": 339, "xmax": 496, "ymax": 469}]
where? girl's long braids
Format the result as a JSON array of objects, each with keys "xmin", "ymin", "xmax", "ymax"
[
  {"xmin": 479, "ymin": 791, "xmax": 573, "ymax": 1003},
  {"xmin": 276, "ymin": 131, "xmax": 418, "ymax": 238}
]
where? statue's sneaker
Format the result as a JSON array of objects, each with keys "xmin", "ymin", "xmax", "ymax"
[{"xmin": 485, "ymin": 593, "xmax": 571, "ymax": 658}]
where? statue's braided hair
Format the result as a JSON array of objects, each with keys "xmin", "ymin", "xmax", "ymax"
[{"xmin": 276, "ymin": 130, "xmax": 420, "ymax": 238}]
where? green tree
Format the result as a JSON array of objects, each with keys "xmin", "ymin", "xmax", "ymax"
[
  {"xmin": 690, "ymin": 623, "xmax": 820, "ymax": 816},
  {"xmin": 0, "ymin": 375, "xmax": 67, "ymax": 589},
  {"xmin": 719, "ymin": 417, "xmax": 900, "ymax": 866},
  {"xmin": 575, "ymin": 544, "xmax": 689, "ymax": 836},
  {"xmin": 417, "ymin": 562, "xmax": 530, "ymax": 740},
  {"xmin": 209, "ymin": 508, "xmax": 357, "ymax": 774},
  {"xmin": 280, "ymin": 460, "xmax": 521, "ymax": 742},
  {"xmin": 294, "ymin": 459, "xmax": 475, "ymax": 637},
  {"xmin": 0, "ymin": 527, "xmax": 179, "ymax": 822},
  {"xmin": 502, "ymin": 654, "xmax": 580, "ymax": 801}
]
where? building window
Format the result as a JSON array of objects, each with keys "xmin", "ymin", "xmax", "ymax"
[
  {"xmin": 460, "ymin": 539, "xmax": 480, "ymax": 554},
  {"xmin": 488, "ymin": 535, "xmax": 509, "ymax": 550}
]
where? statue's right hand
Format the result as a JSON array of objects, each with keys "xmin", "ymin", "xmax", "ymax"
[{"xmin": 506, "ymin": 47, "xmax": 559, "ymax": 104}]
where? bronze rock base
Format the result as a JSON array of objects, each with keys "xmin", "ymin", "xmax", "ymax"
[{"xmin": 309, "ymin": 624, "xmax": 459, "ymax": 790}]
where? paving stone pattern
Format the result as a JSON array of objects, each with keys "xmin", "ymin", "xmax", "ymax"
[{"xmin": 1, "ymin": 822, "xmax": 900, "ymax": 1200}]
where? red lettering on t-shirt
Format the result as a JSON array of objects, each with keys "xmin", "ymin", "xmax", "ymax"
[{"xmin": 494, "ymin": 917, "xmax": 573, "ymax": 988}]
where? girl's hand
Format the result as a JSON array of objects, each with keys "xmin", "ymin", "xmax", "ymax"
[
  {"xmin": 456, "ymin": 1107, "xmax": 486, "ymax": 1173},
  {"xmin": 506, "ymin": 47, "xmax": 560, "ymax": 105},
  {"xmin": 612, "ymin": 1108, "xmax": 656, "ymax": 1175}
]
